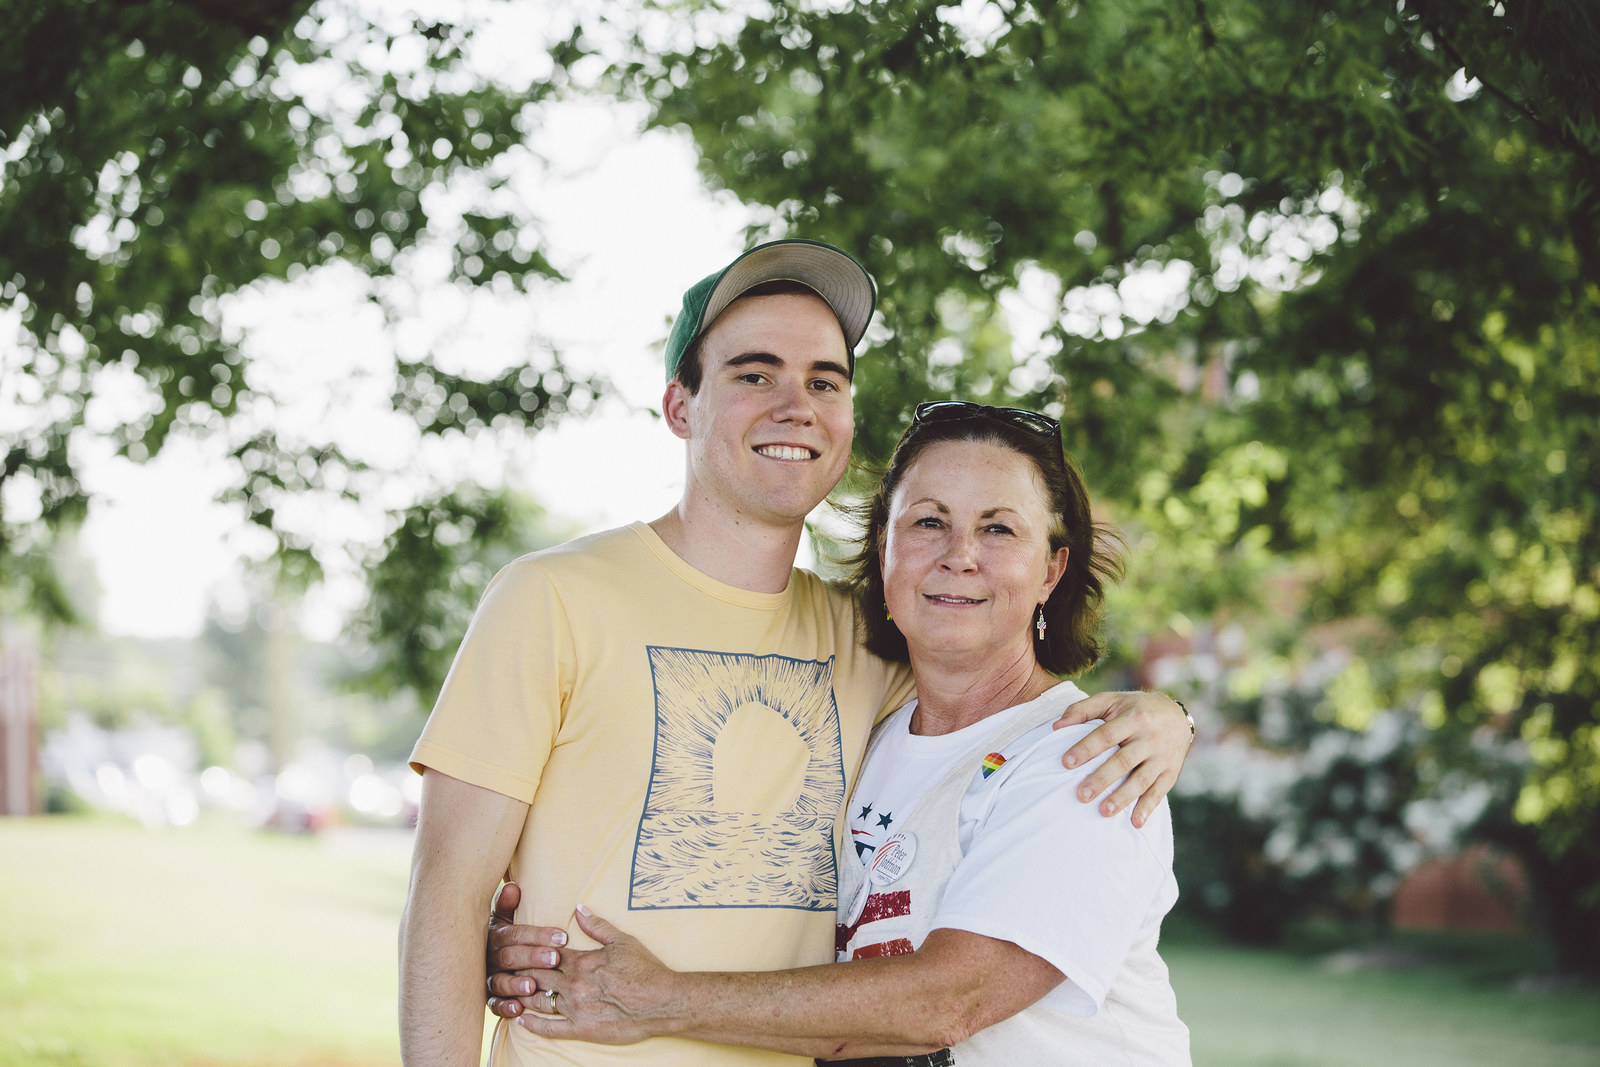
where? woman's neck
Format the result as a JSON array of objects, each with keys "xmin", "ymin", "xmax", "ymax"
[{"xmin": 906, "ymin": 646, "xmax": 1059, "ymax": 736}]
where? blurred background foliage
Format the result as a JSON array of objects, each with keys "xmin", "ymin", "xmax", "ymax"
[
  {"xmin": 1, "ymin": 0, "xmax": 591, "ymax": 630},
  {"xmin": 3, "ymin": 0, "xmax": 1597, "ymax": 975}
]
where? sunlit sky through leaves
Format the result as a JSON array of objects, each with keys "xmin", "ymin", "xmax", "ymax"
[
  {"xmin": 76, "ymin": 98, "xmax": 750, "ymax": 639},
  {"xmin": 42, "ymin": 0, "xmax": 1214, "ymax": 642}
]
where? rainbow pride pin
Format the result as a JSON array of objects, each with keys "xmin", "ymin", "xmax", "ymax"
[{"xmin": 981, "ymin": 752, "xmax": 1007, "ymax": 778}]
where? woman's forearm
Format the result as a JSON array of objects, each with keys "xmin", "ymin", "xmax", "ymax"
[
  {"xmin": 664, "ymin": 951, "xmax": 973, "ymax": 1058},
  {"xmin": 524, "ymin": 919, "xmax": 1063, "ymax": 1057}
]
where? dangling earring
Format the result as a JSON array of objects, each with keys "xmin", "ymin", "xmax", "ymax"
[
  {"xmin": 1035, "ymin": 605, "xmax": 1047, "ymax": 640},
  {"xmin": 885, "ymin": 602, "xmax": 893, "ymax": 621}
]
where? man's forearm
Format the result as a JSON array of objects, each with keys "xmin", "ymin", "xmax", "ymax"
[
  {"xmin": 400, "ymin": 768, "xmax": 530, "ymax": 1066},
  {"xmin": 399, "ymin": 898, "xmax": 492, "ymax": 1066}
]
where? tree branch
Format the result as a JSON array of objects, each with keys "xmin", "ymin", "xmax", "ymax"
[
  {"xmin": 1193, "ymin": 0, "xmax": 1217, "ymax": 50},
  {"xmin": 1422, "ymin": 16, "xmax": 1599, "ymax": 170}
]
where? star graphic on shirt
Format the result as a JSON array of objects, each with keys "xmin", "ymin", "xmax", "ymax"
[
  {"xmin": 876, "ymin": 811, "xmax": 894, "ymax": 829},
  {"xmin": 857, "ymin": 803, "xmax": 874, "ymax": 821}
]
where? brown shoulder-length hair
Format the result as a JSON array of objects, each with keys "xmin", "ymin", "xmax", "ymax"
[{"xmin": 841, "ymin": 412, "xmax": 1123, "ymax": 677}]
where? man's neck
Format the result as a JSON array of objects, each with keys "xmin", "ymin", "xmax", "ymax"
[{"xmin": 648, "ymin": 502, "xmax": 806, "ymax": 594}]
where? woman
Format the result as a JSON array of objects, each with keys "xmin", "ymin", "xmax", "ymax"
[{"xmin": 501, "ymin": 401, "xmax": 1190, "ymax": 1064}]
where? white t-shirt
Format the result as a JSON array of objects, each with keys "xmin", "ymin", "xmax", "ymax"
[{"xmin": 843, "ymin": 681, "xmax": 1179, "ymax": 1016}]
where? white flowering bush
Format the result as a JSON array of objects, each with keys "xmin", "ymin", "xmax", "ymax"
[{"xmin": 1161, "ymin": 648, "xmax": 1520, "ymax": 942}]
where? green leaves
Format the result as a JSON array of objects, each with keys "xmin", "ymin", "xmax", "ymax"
[
  {"xmin": 1, "ymin": 0, "xmax": 583, "ymax": 623},
  {"xmin": 348, "ymin": 486, "xmax": 572, "ymax": 700},
  {"xmin": 633, "ymin": 0, "xmax": 1600, "ymax": 965}
]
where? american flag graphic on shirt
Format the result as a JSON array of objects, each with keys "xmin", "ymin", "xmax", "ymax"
[
  {"xmin": 836, "ymin": 795, "xmax": 917, "ymax": 960},
  {"xmin": 835, "ymin": 887, "xmax": 915, "ymax": 960}
]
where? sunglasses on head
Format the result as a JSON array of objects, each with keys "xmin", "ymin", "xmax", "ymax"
[{"xmin": 911, "ymin": 400, "xmax": 1059, "ymax": 438}]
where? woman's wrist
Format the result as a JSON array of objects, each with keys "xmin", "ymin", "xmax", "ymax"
[{"xmin": 649, "ymin": 968, "xmax": 700, "ymax": 1037}]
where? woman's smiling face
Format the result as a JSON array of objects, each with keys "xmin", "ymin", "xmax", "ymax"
[{"xmin": 880, "ymin": 439, "xmax": 1069, "ymax": 668}]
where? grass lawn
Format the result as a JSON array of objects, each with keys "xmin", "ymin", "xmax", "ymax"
[
  {"xmin": 3, "ymin": 816, "xmax": 1598, "ymax": 1066},
  {"xmin": 1167, "ymin": 937, "xmax": 1600, "ymax": 1066},
  {"xmin": 1, "ymin": 815, "xmax": 413, "ymax": 1067}
]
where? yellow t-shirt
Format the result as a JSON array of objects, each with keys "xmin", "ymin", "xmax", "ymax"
[{"xmin": 410, "ymin": 522, "xmax": 914, "ymax": 1066}]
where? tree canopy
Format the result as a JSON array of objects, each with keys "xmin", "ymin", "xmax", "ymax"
[
  {"xmin": 6, "ymin": 0, "xmax": 1599, "ymax": 968},
  {"xmin": 612, "ymin": 0, "xmax": 1599, "ymax": 966},
  {"xmin": 1, "ymin": 0, "xmax": 590, "ymax": 649}
]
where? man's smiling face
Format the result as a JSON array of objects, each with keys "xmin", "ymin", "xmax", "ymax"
[{"xmin": 666, "ymin": 290, "xmax": 855, "ymax": 530}]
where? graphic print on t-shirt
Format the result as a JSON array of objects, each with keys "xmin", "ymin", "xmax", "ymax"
[
  {"xmin": 850, "ymin": 801, "xmax": 899, "ymax": 859},
  {"xmin": 839, "ymin": 785, "xmax": 918, "ymax": 959},
  {"xmin": 631, "ymin": 647, "xmax": 845, "ymax": 910},
  {"xmin": 835, "ymin": 887, "xmax": 915, "ymax": 960}
]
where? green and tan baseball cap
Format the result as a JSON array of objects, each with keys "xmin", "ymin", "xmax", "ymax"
[{"xmin": 664, "ymin": 238, "xmax": 877, "ymax": 381}]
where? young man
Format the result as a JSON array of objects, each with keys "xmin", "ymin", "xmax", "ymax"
[{"xmin": 399, "ymin": 240, "xmax": 1192, "ymax": 1066}]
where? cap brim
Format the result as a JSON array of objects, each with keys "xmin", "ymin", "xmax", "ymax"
[{"xmin": 701, "ymin": 240, "xmax": 876, "ymax": 351}]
